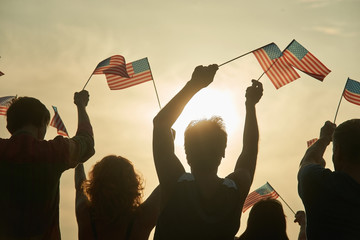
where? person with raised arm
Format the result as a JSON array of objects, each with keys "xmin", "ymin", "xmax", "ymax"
[
  {"xmin": 152, "ymin": 64, "xmax": 263, "ymax": 240},
  {"xmin": 298, "ymin": 119, "xmax": 360, "ymax": 239},
  {"xmin": 0, "ymin": 90, "xmax": 95, "ymax": 239}
]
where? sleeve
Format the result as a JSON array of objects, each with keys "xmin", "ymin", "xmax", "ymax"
[
  {"xmin": 67, "ymin": 121, "xmax": 95, "ymax": 167},
  {"xmin": 298, "ymin": 164, "xmax": 331, "ymax": 202}
]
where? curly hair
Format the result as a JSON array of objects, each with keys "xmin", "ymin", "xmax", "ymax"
[
  {"xmin": 82, "ymin": 155, "xmax": 144, "ymax": 224},
  {"xmin": 184, "ymin": 116, "xmax": 227, "ymax": 170}
]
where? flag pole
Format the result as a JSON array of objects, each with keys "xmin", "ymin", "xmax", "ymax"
[
  {"xmin": 333, "ymin": 79, "xmax": 348, "ymax": 124},
  {"xmin": 267, "ymin": 182, "xmax": 296, "ymax": 215},
  {"xmin": 82, "ymin": 72, "xmax": 94, "ymax": 90},
  {"xmin": 219, "ymin": 42, "xmax": 275, "ymax": 67},
  {"xmin": 256, "ymin": 40, "xmax": 294, "ymax": 82},
  {"xmin": 147, "ymin": 58, "xmax": 162, "ymax": 109}
]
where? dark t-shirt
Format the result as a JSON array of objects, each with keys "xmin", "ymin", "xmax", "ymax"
[
  {"xmin": 0, "ymin": 130, "xmax": 94, "ymax": 239},
  {"xmin": 298, "ymin": 164, "xmax": 360, "ymax": 239},
  {"xmin": 154, "ymin": 173, "xmax": 246, "ymax": 240}
]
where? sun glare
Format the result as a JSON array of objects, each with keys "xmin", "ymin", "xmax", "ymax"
[{"xmin": 172, "ymin": 88, "xmax": 241, "ymax": 146}]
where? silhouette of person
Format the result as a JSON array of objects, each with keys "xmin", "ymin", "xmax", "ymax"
[
  {"xmin": 0, "ymin": 90, "xmax": 95, "ymax": 239},
  {"xmin": 237, "ymin": 199, "xmax": 289, "ymax": 240},
  {"xmin": 75, "ymin": 155, "xmax": 160, "ymax": 240},
  {"xmin": 298, "ymin": 119, "xmax": 360, "ymax": 239},
  {"xmin": 152, "ymin": 64, "xmax": 263, "ymax": 240}
]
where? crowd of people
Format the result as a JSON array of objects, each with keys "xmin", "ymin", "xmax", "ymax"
[{"xmin": 0, "ymin": 64, "xmax": 359, "ymax": 239}]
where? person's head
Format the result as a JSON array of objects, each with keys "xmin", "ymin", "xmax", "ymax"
[
  {"xmin": 6, "ymin": 97, "xmax": 50, "ymax": 139},
  {"xmin": 332, "ymin": 119, "xmax": 360, "ymax": 170},
  {"xmin": 82, "ymin": 155, "xmax": 143, "ymax": 223},
  {"xmin": 184, "ymin": 116, "xmax": 227, "ymax": 172},
  {"xmin": 239, "ymin": 199, "xmax": 288, "ymax": 240}
]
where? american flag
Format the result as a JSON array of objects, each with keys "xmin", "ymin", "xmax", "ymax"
[
  {"xmin": 93, "ymin": 55, "xmax": 129, "ymax": 77},
  {"xmin": 0, "ymin": 96, "xmax": 15, "ymax": 116},
  {"xmin": 105, "ymin": 57, "xmax": 153, "ymax": 90},
  {"xmin": 50, "ymin": 106, "xmax": 69, "ymax": 137},
  {"xmin": 242, "ymin": 182, "xmax": 279, "ymax": 213},
  {"xmin": 283, "ymin": 40, "xmax": 331, "ymax": 81},
  {"xmin": 253, "ymin": 43, "xmax": 300, "ymax": 89},
  {"xmin": 0, "ymin": 71, "xmax": 4, "ymax": 76},
  {"xmin": 343, "ymin": 78, "xmax": 360, "ymax": 106},
  {"xmin": 307, "ymin": 138, "xmax": 318, "ymax": 148}
]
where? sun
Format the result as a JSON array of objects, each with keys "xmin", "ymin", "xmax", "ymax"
[{"xmin": 172, "ymin": 88, "xmax": 241, "ymax": 146}]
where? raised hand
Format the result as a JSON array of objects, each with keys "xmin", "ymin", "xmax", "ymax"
[
  {"xmin": 74, "ymin": 90, "xmax": 90, "ymax": 108},
  {"xmin": 189, "ymin": 64, "xmax": 218, "ymax": 90},
  {"xmin": 245, "ymin": 80, "xmax": 263, "ymax": 106}
]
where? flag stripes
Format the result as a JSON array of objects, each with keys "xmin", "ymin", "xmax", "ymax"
[
  {"xmin": 343, "ymin": 78, "xmax": 360, "ymax": 106},
  {"xmin": 105, "ymin": 58, "xmax": 153, "ymax": 90},
  {"xmin": 253, "ymin": 48, "xmax": 300, "ymax": 89},
  {"xmin": 283, "ymin": 40, "xmax": 331, "ymax": 81},
  {"xmin": 50, "ymin": 106, "xmax": 69, "ymax": 137},
  {"xmin": 242, "ymin": 182, "xmax": 279, "ymax": 213},
  {"xmin": 93, "ymin": 55, "xmax": 128, "ymax": 77},
  {"xmin": 307, "ymin": 138, "xmax": 318, "ymax": 148},
  {"xmin": 0, "ymin": 96, "xmax": 15, "ymax": 116}
]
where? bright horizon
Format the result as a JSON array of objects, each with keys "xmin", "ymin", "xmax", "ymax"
[{"xmin": 1, "ymin": 0, "xmax": 360, "ymax": 239}]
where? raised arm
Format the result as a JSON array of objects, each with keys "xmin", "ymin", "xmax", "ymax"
[
  {"xmin": 152, "ymin": 65, "xmax": 218, "ymax": 200},
  {"xmin": 227, "ymin": 80, "xmax": 263, "ymax": 186},
  {"xmin": 74, "ymin": 163, "xmax": 95, "ymax": 240},
  {"xmin": 67, "ymin": 90, "xmax": 95, "ymax": 167},
  {"xmin": 299, "ymin": 121, "xmax": 336, "ymax": 169}
]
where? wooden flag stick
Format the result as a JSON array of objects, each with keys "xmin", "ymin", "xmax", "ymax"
[
  {"xmin": 267, "ymin": 182, "xmax": 296, "ymax": 215},
  {"xmin": 82, "ymin": 72, "xmax": 94, "ymax": 90},
  {"xmin": 147, "ymin": 58, "xmax": 162, "ymax": 109},
  {"xmin": 219, "ymin": 42, "xmax": 275, "ymax": 67},
  {"xmin": 333, "ymin": 79, "xmax": 348, "ymax": 124}
]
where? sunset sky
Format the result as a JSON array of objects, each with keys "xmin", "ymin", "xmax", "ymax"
[{"xmin": 1, "ymin": 0, "xmax": 360, "ymax": 239}]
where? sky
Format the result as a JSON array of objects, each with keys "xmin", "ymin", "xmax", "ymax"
[{"xmin": 1, "ymin": 0, "xmax": 360, "ymax": 239}]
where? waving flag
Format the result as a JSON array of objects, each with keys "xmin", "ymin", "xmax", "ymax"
[
  {"xmin": 242, "ymin": 182, "xmax": 279, "ymax": 213},
  {"xmin": 307, "ymin": 138, "xmax": 318, "ymax": 148},
  {"xmin": 105, "ymin": 57, "xmax": 153, "ymax": 90},
  {"xmin": 0, "ymin": 96, "xmax": 15, "ymax": 116},
  {"xmin": 93, "ymin": 55, "xmax": 129, "ymax": 77},
  {"xmin": 283, "ymin": 40, "xmax": 331, "ymax": 81},
  {"xmin": 50, "ymin": 106, "xmax": 69, "ymax": 137},
  {"xmin": 253, "ymin": 43, "xmax": 300, "ymax": 89},
  {"xmin": 343, "ymin": 78, "xmax": 360, "ymax": 106}
]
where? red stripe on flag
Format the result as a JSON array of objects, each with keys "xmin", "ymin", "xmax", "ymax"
[
  {"xmin": 253, "ymin": 49, "xmax": 299, "ymax": 89},
  {"xmin": 0, "ymin": 106, "xmax": 8, "ymax": 116},
  {"xmin": 344, "ymin": 89, "xmax": 360, "ymax": 106}
]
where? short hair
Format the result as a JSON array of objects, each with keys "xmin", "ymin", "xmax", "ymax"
[
  {"xmin": 184, "ymin": 116, "xmax": 227, "ymax": 170},
  {"xmin": 6, "ymin": 97, "xmax": 50, "ymax": 134},
  {"xmin": 333, "ymin": 119, "xmax": 360, "ymax": 164},
  {"xmin": 82, "ymin": 155, "xmax": 144, "ymax": 223},
  {"xmin": 239, "ymin": 199, "xmax": 288, "ymax": 240}
]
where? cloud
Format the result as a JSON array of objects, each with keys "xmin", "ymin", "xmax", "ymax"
[{"xmin": 312, "ymin": 26, "xmax": 341, "ymax": 35}]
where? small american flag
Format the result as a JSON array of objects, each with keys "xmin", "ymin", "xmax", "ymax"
[
  {"xmin": 105, "ymin": 57, "xmax": 153, "ymax": 90},
  {"xmin": 50, "ymin": 106, "xmax": 69, "ymax": 137},
  {"xmin": 93, "ymin": 55, "xmax": 129, "ymax": 77},
  {"xmin": 343, "ymin": 78, "xmax": 360, "ymax": 106},
  {"xmin": 0, "ymin": 96, "xmax": 15, "ymax": 116},
  {"xmin": 253, "ymin": 43, "xmax": 300, "ymax": 89},
  {"xmin": 307, "ymin": 138, "xmax": 318, "ymax": 148},
  {"xmin": 283, "ymin": 40, "xmax": 331, "ymax": 81},
  {"xmin": 242, "ymin": 182, "xmax": 279, "ymax": 213}
]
